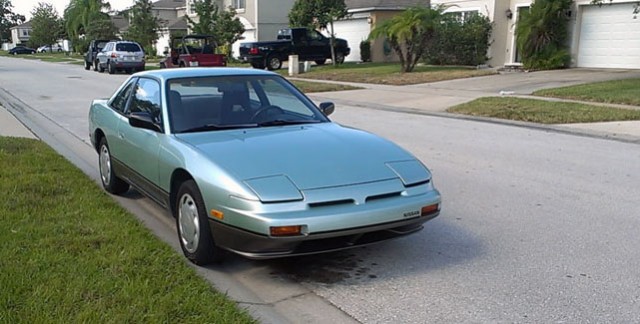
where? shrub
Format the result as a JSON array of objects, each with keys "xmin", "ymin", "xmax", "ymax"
[
  {"xmin": 360, "ymin": 39, "xmax": 371, "ymax": 62},
  {"xmin": 516, "ymin": 0, "xmax": 572, "ymax": 70},
  {"xmin": 424, "ymin": 14, "xmax": 492, "ymax": 66}
]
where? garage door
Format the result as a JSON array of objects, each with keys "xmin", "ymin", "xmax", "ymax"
[
  {"xmin": 578, "ymin": 3, "xmax": 640, "ymax": 69},
  {"xmin": 331, "ymin": 18, "xmax": 370, "ymax": 62}
]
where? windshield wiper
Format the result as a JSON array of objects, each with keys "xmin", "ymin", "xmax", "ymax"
[
  {"xmin": 257, "ymin": 120, "xmax": 322, "ymax": 127},
  {"xmin": 180, "ymin": 123, "xmax": 258, "ymax": 133}
]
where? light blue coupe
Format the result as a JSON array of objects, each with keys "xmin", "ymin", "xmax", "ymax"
[{"xmin": 89, "ymin": 68, "xmax": 441, "ymax": 265}]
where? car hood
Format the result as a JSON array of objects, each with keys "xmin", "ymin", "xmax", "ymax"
[{"xmin": 175, "ymin": 123, "xmax": 424, "ymax": 191}]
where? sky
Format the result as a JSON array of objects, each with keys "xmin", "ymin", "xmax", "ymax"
[{"xmin": 13, "ymin": 0, "xmax": 135, "ymax": 19}]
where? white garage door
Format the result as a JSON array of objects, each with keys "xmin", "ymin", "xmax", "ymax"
[
  {"xmin": 331, "ymin": 18, "xmax": 370, "ymax": 62},
  {"xmin": 578, "ymin": 3, "xmax": 640, "ymax": 69}
]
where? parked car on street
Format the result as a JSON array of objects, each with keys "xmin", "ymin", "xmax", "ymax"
[
  {"xmin": 84, "ymin": 39, "xmax": 110, "ymax": 71},
  {"xmin": 160, "ymin": 34, "xmax": 226, "ymax": 68},
  {"xmin": 88, "ymin": 68, "xmax": 441, "ymax": 265},
  {"xmin": 95, "ymin": 40, "xmax": 145, "ymax": 74},
  {"xmin": 239, "ymin": 27, "xmax": 350, "ymax": 70},
  {"xmin": 37, "ymin": 44, "xmax": 63, "ymax": 53},
  {"xmin": 9, "ymin": 46, "xmax": 36, "ymax": 55}
]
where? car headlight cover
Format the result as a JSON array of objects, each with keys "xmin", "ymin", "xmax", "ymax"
[
  {"xmin": 386, "ymin": 160, "xmax": 432, "ymax": 186},
  {"xmin": 243, "ymin": 175, "xmax": 303, "ymax": 203}
]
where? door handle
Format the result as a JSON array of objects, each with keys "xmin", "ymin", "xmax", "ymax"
[{"xmin": 118, "ymin": 132, "xmax": 125, "ymax": 139}]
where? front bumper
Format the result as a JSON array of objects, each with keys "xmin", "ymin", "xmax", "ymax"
[{"xmin": 209, "ymin": 209, "xmax": 439, "ymax": 259}]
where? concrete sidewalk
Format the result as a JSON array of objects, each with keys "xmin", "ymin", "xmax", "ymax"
[{"xmin": 0, "ymin": 104, "xmax": 37, "ymax": 139}]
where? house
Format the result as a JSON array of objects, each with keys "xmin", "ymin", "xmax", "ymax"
[
  {"xmin": 431, "ymin": 0, "xmax": 640, "ymax": 69},
  {"xmin": 329, "ymin": 0, "xmax": 430, "ymax": 63},
  {"xmin": 186, "ymin": 0, "xmax": 295, "ymax": 58},
  {"xmin": 10, "ymin": 21, "xmax": 32, "ymax": 46},
  {"xmin": 153, "ymin": 0, "xmax": 189, "ymax": 56},
  {"xmin": 332, "ymin": 0, "xmax": 640, "ymax": 69}
]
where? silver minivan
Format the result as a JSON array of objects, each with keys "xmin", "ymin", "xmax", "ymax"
[{"xmin": 96, "ymin": 41, "xmax": 145, "ymax": 74}]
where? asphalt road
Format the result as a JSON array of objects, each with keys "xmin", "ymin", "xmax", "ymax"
[{"xmin": 2, "ymin": 57, "xmax": 640, "ymax": 323}]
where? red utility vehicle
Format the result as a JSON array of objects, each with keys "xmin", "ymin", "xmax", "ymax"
[{"xmin": 160, "ymin": 35, "xmax": 227, "ymax": 68}]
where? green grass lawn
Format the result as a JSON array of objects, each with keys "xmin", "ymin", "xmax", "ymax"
[
  {"xmin": 447, "ymin": 97, "xmax": 640, "ymax": 124},
  {"xmin": 281, "ymin": 62, "xmax": 496, "ymax": 85},
  {"xmin": 534, "ymin": 78, "xmax": 640, "ymax": 106},
  {"xmin": 0, "ymin": 137, "xmax": 255, "ymax": 323}
]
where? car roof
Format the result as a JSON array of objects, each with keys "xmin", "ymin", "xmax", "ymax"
[{"xmin": 134, "ymin": 68, "xmax": 279, "ymax": 82}]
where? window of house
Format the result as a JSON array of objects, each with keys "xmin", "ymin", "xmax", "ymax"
[
  {"xmin": 188, "ymin": 0, "xmax": 195, "ymax": 14},
  {"xmin": 232, "ymin": 0, "xmax": 245, "ymax": 10},
  {"xmin": 446, "ymin": 10, "xmax": 479, "ymax": 22}
]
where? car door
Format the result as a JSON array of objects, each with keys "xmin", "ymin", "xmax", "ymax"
[
  {"xmin": 305, "ymin": 29, "xmax": 330, "ymax": 60},
  {"xmin": 118, "ymin": 77, "xmax": 164, "ymax": 194},
  {"xmin": 105, "ymin": 79, "xmax": 137, "ymax": 163},
  {"xmin": 97, "ymin": 43, "xmax": 112, "ymax": 66}
]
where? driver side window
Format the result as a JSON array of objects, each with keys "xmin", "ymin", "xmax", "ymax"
[{"xmin": 129, "ymin": 78, "xmax": 162, "ymax": 124}]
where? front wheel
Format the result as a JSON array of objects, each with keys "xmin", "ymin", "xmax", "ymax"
[
  {"xmin": 266, "ymin": 55, "xmax": 282, "ymax": 70},
  {"xmin": 334, "ymin": 52, "xmax": 345, "ymax": 64},
  {"xmin": 315, "ymin": 59, "xmax": 326, "ymax": 65},
  {"xmin": 98, "ymin": 137, "xmax": 129, "ymax": 195},
  {"xmin": 175, "ymin": 180, "xmax": 223, "ymax": 265}
]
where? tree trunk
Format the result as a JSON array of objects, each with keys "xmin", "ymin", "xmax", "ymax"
[{"xmin": 329, "ymin": 19, "xmax": 336, "ymax": 66}]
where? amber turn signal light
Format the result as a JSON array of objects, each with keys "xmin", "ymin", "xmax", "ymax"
[
  {"xmin": 421, "ymin": 204, "xmax": 440, "ymax": 216},
  {"xmin": 210, "ymin": 209, "xmax": 224, "ymax": 220},
  {"xmin": 270, "ymin": 225, "xmax": 303, "ymax": 237}
]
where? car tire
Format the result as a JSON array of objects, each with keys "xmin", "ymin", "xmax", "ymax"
[
  {"xmin": 175, "ymin": 180, "xmax": 223, "ymax": 265},
  {"xmin": 84, "ymin": 61, "xmax": 91, "ymax": 70},
  {"xmin": 30, "ymin": 50, "xmax": 35, "ymax": 54},
  {"xmin": 315, "ymin": 59, "xmax": 327, "ymax": 65},
  {"xmin": 12, "ymin": 52, "xmax": 17, "ymax": 55},
  {"xmin": 108, "ymin": 61, "xmax": 116, "ymax": 74},
  {"xmin": 179, "ymin": 62, "xmax": 185, "ymax": 68},
  {"xmin": 335, "ymin": 52, "xmax": 345, "ymax": 64},
  {"xmin": 98, "ymin": 137, "xmax": 129, "ymax": 195},
  {"xmin": 250, "ymin": 61, "xmax": 265, "ymax": 69},
  {"xmin": 159, "ymin": 62, "xmax": 166, "ymax": 69},
  {"xmin": 266, "ymin": 55, "xmax": 282, "ymax": 70}
]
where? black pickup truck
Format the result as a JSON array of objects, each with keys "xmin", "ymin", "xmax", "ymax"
[
  {"xmin": 84, "ymin": 39, "xmax": 110, "ymax": 71},
  {"xmin": 239, "ymin": 28, "xmax": 350, "ymax": 70}
]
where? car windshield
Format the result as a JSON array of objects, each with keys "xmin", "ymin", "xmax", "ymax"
[
  {"xmin": 116, "ymin": 43, "xmax": 141, "ymax": 52},
  {"xmin": 167, "ymin": 75, "xmax": 329, "ymax": 133}
]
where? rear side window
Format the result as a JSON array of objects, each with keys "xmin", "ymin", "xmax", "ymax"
[
  {"xmin": 110, "ymin": 79, "xmax": 136, "ymax": 113},
  {"xmin": 116, "ymin": 43, "xmax": 142, "ymax": 52}
]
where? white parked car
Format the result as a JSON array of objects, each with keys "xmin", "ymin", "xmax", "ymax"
[{"xmin": 37, "ymin": 44, "xmax": 63, "ymax": 53}]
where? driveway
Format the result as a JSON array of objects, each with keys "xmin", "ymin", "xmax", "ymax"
[{"xmin": 307, "ymin": 68, "xmax": 640, "ymax": 113}]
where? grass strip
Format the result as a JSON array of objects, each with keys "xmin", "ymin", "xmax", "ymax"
[
  {"xmin": 281, "ymin": 62, "xmax": 496, "ymax": 85},
  {"xmin": 534, "ymin": 78, "xmax": 640, "ymax": 106},
  {"xmin": 447, "ymin": 97, "xmax": 640, "ymax": 124},
  {"xmin": 0, "ymin": 137, "xmax": 255, "ymax": 323}
]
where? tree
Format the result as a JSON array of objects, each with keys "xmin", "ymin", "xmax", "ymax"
[
  {"xmin": 29, "ymin": 2, "xmax": 62, "ymax": 48},
  {"xmin": 591, "ymin": 0, "xmax": 640, "ymax": 17},
  {"xmin": 84, "ymin": 11, "xmax": 117, "ymax": 41},
  {"xmin": 0, "ymin": 0, "xmax": 26, "ymax": 43},
  {"xmin": 123, "ymin": 0, "xmax": 159, "ymax": 55},
  {"xmin": 64, "ymin": 0, "xmax": 110, "ymax": 39},
  {"xmin": 289, "ymin": 0, "xmax": 349, "ymax": 66},
  {"xmin": 369, "ymin": 6, "xmax": 444, "ymax": 72},
  {"xmin": 515, "ymin": 0, "xmax": 572, "ymax": 70},
  {"xmin": 185, "ymin": 0, "xmax": 244, "ymax": 57}
]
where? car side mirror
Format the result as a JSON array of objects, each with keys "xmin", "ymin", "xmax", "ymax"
[
  {"xmin": 319, "ymin": 102, "xmax": 335, "ymax": 116},
  {"xmin": 129, "ymin": 112, "xmax": 162, "ymax": 132}
]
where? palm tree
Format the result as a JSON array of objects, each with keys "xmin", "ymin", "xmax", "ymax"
[
  {"xmin": 64, "ymin": 0, "xmax": 111, "ymax": 39},
  {"xmin": 369, "ymin": 5, "xmax": 443, "ymax": 72}
]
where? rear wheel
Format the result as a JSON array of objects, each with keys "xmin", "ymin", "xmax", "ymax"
[
  {"xmin": 84, "ymin": 61, "xmax": 91, "ymax": 70},
  {"xmin": 315, "ymin": 59, "xmax": 326, "ymax": 65},
  {"xmin": 250, "ymin": 60, "xmax": 265, "ymax": 69},
  {"xmin": 108, "ymin": 61, "xmax": 116, "ymax": 74},
  {"xmin": 98, "ymin": 137, "xmax": 129, "ymax": 195},
  {"xmin": 266, "ymin": 55, "xmax": 282, "ymax": 70},
  {"xmin": 175, "ymin": 180, "xmax": 223, "ymax": 265}
]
